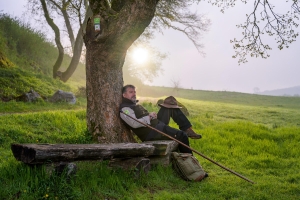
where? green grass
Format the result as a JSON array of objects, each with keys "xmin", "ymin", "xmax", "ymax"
[
  {"xmin": 1, "ymin": 94, "xmax": 299, "ymax": 199},
  {"xmin": 0, "ymin": 67, "xmax": 74, "ymax": 99},
  {"xmin": 0, "ymin": 97, "xmax": 86, "ymax": 114}
]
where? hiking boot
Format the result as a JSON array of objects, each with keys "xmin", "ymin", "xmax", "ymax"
[{"xmin": 185, "ymin": 127, "xmax": 202, "ymax": 139}]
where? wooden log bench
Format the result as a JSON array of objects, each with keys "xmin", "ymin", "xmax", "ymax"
[{"xmin": 11, "ymin": 141, "xmax": 178, "ymax": 177}]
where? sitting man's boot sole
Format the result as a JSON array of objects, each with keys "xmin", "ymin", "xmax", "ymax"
[{"xmin": 185, "ymin": 128, "xmax": 202, "ymax": 139}]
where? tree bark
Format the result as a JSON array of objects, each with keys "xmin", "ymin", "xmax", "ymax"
[{"xmin": 84, "ymin": 0, "xmax": 159, "ymax": 143}]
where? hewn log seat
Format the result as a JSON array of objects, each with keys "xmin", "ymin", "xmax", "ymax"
[
  {"xmin": 143, "ymin": 140, "xmax": 179, "ymax": 166},
  {"xmin": 11, "ymin": 140, "xmax": 178, "ymax": 165}
]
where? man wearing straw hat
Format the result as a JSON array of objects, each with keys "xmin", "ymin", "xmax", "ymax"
[{"xmin": 120, "ymin": 84, "xmax": 202, "ymax": 154}]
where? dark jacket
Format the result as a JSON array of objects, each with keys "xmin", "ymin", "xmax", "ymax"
[{"xmin": 120, "ymin": 97, "xmax": 159, "ymax": 141}]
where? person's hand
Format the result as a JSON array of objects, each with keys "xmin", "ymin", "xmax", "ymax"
[{"xmin": 149, "ymin": 112, "xmax": 157, "ymax": 120}]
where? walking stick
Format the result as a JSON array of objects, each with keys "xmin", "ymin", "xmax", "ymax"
[{"xmin": 120, "ymin": 110, "xmax": 255, "ymax": 184}]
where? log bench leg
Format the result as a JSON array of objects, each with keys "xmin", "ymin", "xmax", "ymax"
[
  {"xmin": 109, "ymin": 157, "xmax": 151, "ymax": 178},
  {"xmin": 148, "ymin": 153, "xmax": 172, "ymax": 167},
  {"xmin": 54, "ymin": 162, "xmax": 77, "ymax": 182}
]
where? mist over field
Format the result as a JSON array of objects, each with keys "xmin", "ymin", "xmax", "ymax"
[
  {"xmin": 0, "ymin": 2, "xmax": 300, "ymax": 199},
  {"xmin": 2, "ymin": 0, "xmax": 300, "ymax": 94}
]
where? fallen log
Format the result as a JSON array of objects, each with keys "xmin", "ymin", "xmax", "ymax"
[{"xmin": 11, "ymin": 143, "xmax": 155, "ymax": 165}]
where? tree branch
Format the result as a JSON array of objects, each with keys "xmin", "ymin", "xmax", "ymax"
[
  {"xmin": 40, "ymin": 0, "xmax": 64, "ymax": 78},
  {"xmin": 150, "ymin": 0, "xmax": 210, "ymax": 53},
  {"xmin": 48, "ymin": 0, "xmax": 76, "ymax": 49},
  {"xmin": 227, "ymin": 0, "xmax": 300, "ymax": 64}
]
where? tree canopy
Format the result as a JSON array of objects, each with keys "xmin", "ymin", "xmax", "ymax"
[{"xmin": 26, "ymin": 0, "xmax": 210, "ymax": 83}]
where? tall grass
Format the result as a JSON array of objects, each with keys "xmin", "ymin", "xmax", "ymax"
[{"xmin": 1, "ymin": 95, "xmax": 299, "ymax": 199}]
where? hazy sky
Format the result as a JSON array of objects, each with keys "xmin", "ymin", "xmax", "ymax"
[{"xmin": 1, "ymin": 0, "xmax": 300, "ymax": 93}]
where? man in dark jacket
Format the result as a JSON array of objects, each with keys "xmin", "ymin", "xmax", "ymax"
[{"xmin": 119, "ymin": 84, "xmax": 202, "ymax": 154}]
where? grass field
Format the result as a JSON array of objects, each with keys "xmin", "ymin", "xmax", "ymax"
[{"xmin": 0, "ymin": 89, "xmax": 300, "ymax": 199}]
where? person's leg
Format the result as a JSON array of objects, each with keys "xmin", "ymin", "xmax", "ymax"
[
  {"xmin": 157, "ymin": 106, "xmax": 201, "ymax": 139},
  {"xmin": 157, "ymin": 106, "xmax": 171, "ymax": 125},
  {"xmin": 157, "ymin": 107, "xmax": 191, "ymax": 131},
  {"xmin": 161, "ymin": 125, "xmax": 192, "ymax": 154},
  {"xmin": 145, "ymin": 122, "xmax": 192, "ymax": 153},
  {"xmin": 170, "ymin": 108, "xmax": 202, "ymax": 139}
]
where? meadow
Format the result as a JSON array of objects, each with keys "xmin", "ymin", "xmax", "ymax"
[
  {"xmin": 0, "ymin": 13, "xmax": 299, "ymax": 200},
  {"xmin": 1, "ymin": 90, "xmax": 300, "ymax": 200}
]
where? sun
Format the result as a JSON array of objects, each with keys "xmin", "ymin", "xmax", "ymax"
[{"xmin": 132, "ymin": 47, "xmax": 148, "ymax": 64}]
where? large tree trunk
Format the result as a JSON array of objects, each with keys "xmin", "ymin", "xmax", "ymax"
[
  {"xmin": 85, "ymin": 42, "xmax": 131, "ymax": 143},
  {"xmin": 84, "ymin": 0, "xmax": 159, "ymax": 143}
]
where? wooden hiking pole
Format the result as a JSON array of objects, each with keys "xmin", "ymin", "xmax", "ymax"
[{"xmin": 120, "ymin": 110, "xmax": 255, "ymax": 184}]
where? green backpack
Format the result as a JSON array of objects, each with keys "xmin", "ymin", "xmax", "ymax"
[{"xmin": 171, "ymin": 152, "xmax": 207, "ymax": 181}]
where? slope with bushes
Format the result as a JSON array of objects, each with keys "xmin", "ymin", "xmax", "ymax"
[{"xmin": 0, "ymin": 13, "xmax": 86, "ymax": 101}]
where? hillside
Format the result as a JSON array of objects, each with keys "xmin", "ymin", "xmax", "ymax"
[
  {"xmin": 0, "ymin": 13, "xmax": 86, "ymax": 101},
  {"xmin": 136, "ymin": 85, "xmax": 300, "ymax": 110},
  {"xmin": 259, "ymin": 85, "xmax": 300, "ymax": 96},
  {"xmin": 1, "ymin": 13, "xmax": 300, "ymax": 112}
]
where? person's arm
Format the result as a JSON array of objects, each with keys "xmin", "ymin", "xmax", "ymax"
[{"xmin": 120, "ymin": 107, "xmax": 151, "ymax": 128}]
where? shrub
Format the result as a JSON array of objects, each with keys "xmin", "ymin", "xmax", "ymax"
[{"xmin": 0, "ymin": 67, "xmax": 71, "ymax": 100}]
